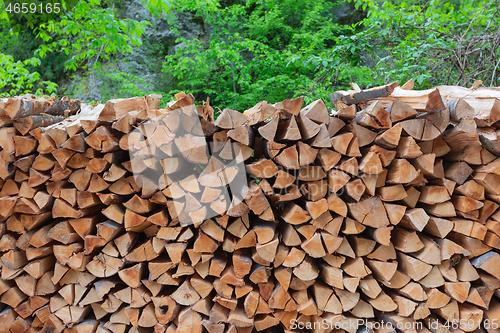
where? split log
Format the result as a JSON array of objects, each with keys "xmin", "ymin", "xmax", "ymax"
[
  {"xmin": 99, "ymin": 95, "xmax": 162, "ymax": 121},
  {"xmin": 3, "ymin": 95, "xmax": 80, "ymax": 120}
]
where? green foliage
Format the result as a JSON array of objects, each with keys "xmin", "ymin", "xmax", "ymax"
[
  {"xmin": 309, "ymin": 0, "xmax": 500, "ymax": 92},
  {"xmin": 0, "ymin": 1, "xmax": 8, "ymax": 22},
  {"xmin": 164, "ymin": 0, "xmax": 500, "ymax": 109},
  {"xmin": 163, "ymin": 0, "xmax": 350, "ymax": 110},
  {"xmin": 65, "ymin": 62, "xmax": 163, "ymax": 101},
  {"xmin": 0, "ymin": 20, "xmax": 68, "ymax": 85},
  {"xmin": 104, "ymin": 71, "xmax": 152, "ymax": 97},
  {"xmin": 0, "ymin": 52, "xmax": 57, "ymax": 96},
  {"xmin": 369, "ymin": 0, "xmax": 500, "ymax": 87},
  {"xmin": 143, "ymin": 0, "xmax": 173, "ymax": 18},
  {"xmin": 33, "ymin": 0, "xmax": 150, "ymax": 71},
  {"xmin": 162, "ymin": 0, "xmax": 499, "ymax": 110},
  {"xmin": 1, "ymin": 0, "xmax": 499, "ymax": 108},
  {"xmin": 0, "ymin": 0, "xmax": 155, "ymax": 97}
]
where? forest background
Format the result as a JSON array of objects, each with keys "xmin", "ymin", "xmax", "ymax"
[{"xmin": 0, "ymin": 0, "xmax": 499, "ymax": 111}]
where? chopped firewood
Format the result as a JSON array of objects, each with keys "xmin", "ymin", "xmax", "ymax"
[
  {"xmin": 3, "ymin": 86, "xmax": 500, "ymax": 332},
  {"xmin": 99, "ymin": 95, "xmax": 161, "ymax": 121},
  {"xmin": 354, "ymin": 101, "xmax": 391, "ymax": 129},
  {"xmin": 244, "ymin": 101, "xmax": 276, "ymax": 125},
  {"xmin": 331, "ymin": 81, "xmax": 398, "ymax": 105},
  {"xmin": 14, "ymin": 115, "xmax": 65, "ymax": 136}
]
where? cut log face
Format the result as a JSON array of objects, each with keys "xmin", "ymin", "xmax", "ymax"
[
  {"xmin": 275, "ymin": 96, "xmax": 304, "ymax": 116},
  {"xmin": 3, "ymin": 85, "xmax": 500, "ymax": 332},
  {"xmin": 349, "ymin": 197, "xmax": 390, "ymax": 228},
  {"xmin": 244, "ymin": 101, "xmax": 276, "ymax": 126}
]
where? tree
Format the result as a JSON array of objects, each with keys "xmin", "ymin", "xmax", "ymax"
[
  {"xmin": 307, "ymin": 0, "xmax": 500, "ymax": 92},
  {"xmin": 0, "ymin": 52, "xmax": 57, "ymax": 96},
  {"xmin": 162, "ymin": 0, "xmax": 350, "ymax": 111},
  {"xmin": 0, "ymin": 0, "xmax": 167, "ymax": 96}
]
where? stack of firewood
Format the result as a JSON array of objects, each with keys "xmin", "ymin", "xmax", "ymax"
[{"xmin": 1, "ymin": 78, "xmax": 500, "ymax": 333}]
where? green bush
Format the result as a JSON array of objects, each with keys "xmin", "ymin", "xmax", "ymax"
[
  {"xmin": 0, "ymin": 0, "xmax": 151, "ymax": 96},
  {"xmin": 311, "ymin": 0, "xmax": 500, "ymax": 92},
  {"xmin": 162, "ymin": 0, "xmax": 351, "ymax": 110},
  {"xmin": 0, "ymin": 0, "xmax": 498, "ymax": 106},
  {"xmin": 0, "ymin": 52, "xmax": 57, "ymax": 96}
]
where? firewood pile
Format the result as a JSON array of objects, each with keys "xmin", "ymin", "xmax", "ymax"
[{"xmin": 2, "ymin": 79, "xmax": 500, "ymax": 333}]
